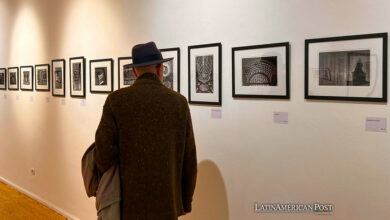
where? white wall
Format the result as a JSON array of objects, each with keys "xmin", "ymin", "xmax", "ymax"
[{"xmin": 1, "ymin": 0, "xmax": 390, "ymax": 219}]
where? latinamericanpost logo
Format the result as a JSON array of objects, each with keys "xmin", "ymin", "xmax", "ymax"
[{"xmin": 254, "ymin": 202, "xmax": 333, "ymax": 215}]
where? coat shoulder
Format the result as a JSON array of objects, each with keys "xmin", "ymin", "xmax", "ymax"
[{"xmin": 106, "ymin": 86, "xmax": 189, "ymax": 109}]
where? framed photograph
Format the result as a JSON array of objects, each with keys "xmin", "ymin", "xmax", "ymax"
[
  {"xmin": 305, "ymin": 33, "xmax": 387, "ymax": 102},
  {"xmin": 118, "ymin": 57, "xmax": 135, "ymax": 89},
  {"xmin": 20, "ymin": 66, "xmax": 34, "ymax": 91},
  {"xmin": 188, "ymin": 43, "xmax": 222, "ymax": 105},
  {"xmin": 232, "ymin": 42, "xmax": 290, "ymax": 99},
  {"xmin": 35, "ymin": 64, "xmax": 50, "ymax": 91},
  {"xmin": 70, "ymin": 56, "xmax": 86, "ymax": 98},
  {"xmin": 52, "ymin": 59, "xmax": 66, "ymax": 97},
  {"xmin": 0, "ymin": 68, "xmax": 6, "ymax": 90},
  {"xmin": 160, "ymin": 48, "xmax": 180, "ymax": 92},
  {"xmin": 90, "ymin": 58, "xmax": 113, "ymax": 93},
  {"xmin": 8, "ymin": 67, "xmax": 19, "ymax": 90}
]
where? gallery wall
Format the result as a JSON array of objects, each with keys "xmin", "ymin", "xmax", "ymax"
[{"xmin": 1, "ymin": 0, "xmax": 390, "ymax": 219}]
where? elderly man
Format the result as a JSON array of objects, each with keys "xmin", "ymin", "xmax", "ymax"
[{"xmin": 94, "ymin": 42, "xmax": 197, "ymax": 220}]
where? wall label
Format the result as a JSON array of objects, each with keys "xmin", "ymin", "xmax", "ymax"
[
  {"xmin": 61, "ymin": 99, "xmax": 66, "ymax": 105},
  {"xmin": 3, "ymin": 94, "xmax": 6, "ymax": 99},
  {"xmin": 81, "ymin": 100, "xmax": 86, "ymax": 107},
  {"xmin": 274, "ymin": 112, "xmax": 288, "ymax": 124},
  {"xmin": 29, "ymin": 96, "xmax": 34, "ymax": 102},
  {"xmin": 46, "ymin": 97, "xmax": 50, "ymax": 103},
  {"xmin": 211, "ymin": 108, "xmax": 222, "ymax": 119},
  {"xmin": 366, "ymin": 117, "xmax": 387, "ymax": 132}
]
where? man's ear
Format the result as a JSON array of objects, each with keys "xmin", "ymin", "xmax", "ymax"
[
  {"xmin": 156, "ymin": 64, "xmax": 163, "ymax": 78},
  {"xmin": 132, "ymin": 67, "xmax": 138, "ymax": 78}
]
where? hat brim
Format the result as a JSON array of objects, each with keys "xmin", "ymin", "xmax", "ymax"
[{"xmin": 123, "ymin": 57, "xmax": 173, "ymax": 68}]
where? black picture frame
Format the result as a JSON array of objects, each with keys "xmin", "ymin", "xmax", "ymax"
[
  {"xmin": 0, "ymin": 68, "xmax": 6, "ymax": 90},
  {"xmin": 20, "ymin": 65, "xmax": 34, "ymax": 91},
  {"xmin": 35, "ymin": 64, "xmax": 50, "ymax": 92},
  {"xmin": 69, "ymin": 56, "xmax": 86, "ymax": 98},
  {"xmin": 117, "ymin": 56, "xmax": 133, "ymax": 89},
  {"xmin": 7, "ymin": 67, "xmax": 19, "ymax": 91},
  {"xmin": 160, "ymin": 47, "xmax": 181, "ymax": 92},
  {"xmin": 89, "ymin": 58, "xmax": 114, "ymax": 94},
  {"xmin": 51, "ymin": 59, "xmax": 66, "ymax": 97},
  {"xmin": 232, "ymin": 42, "xmax": 290, "ymax": 99},
  {"xmin": 305, "ymin": 32, "xmax": 387, "ymax": 102},
  {"xmin": 188, "ymin": 43, "xmax": 222, "ymax": 105}
]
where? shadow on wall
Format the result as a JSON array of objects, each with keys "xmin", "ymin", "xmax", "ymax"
[{"xmin": 180, "ymin": 160, "xmax": 229, "ymax": 220}]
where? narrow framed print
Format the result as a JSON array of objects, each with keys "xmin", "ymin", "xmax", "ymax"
[
  {"xmin": 69, "ymin": 56, "xmax": 86, "ymax": 98},
  {"xmin": 90, "ymin": 58, "xmax": 113, "ymax": 93},
  {"xmin": 305, "ymin": 33, "xmax": 387, "ymax": 102},
  {"xmin": 20, "ymin": 66, "xmax": 34, "ymax": 91},
  {"xmin": 118, "ymin": 57, "xmax": 135, "ymax": 89},
  {"xmin": 188, "ymin": 43, "xmax": 222, "ymax": 105},
  {"xmin": 35, "ymin": 64, "xmax": 50, "ymax": 91},
  {"xmin": 160, "ymin": 48, "xmax": 180, "ymax": 92},
  {"xmin": 8, "ymin": 67, "xmax": 19, "ymax": 90},
  {"xmin": 232, "ymin": 42, "xmax": 290, "ymax": 99},
  {"xmin": 0, "ymin": 68, "xmax": 6, "ymax": 90},
  {"xmin": 52, "ymin": 59, "xmax": 66, "ymax": 97}
]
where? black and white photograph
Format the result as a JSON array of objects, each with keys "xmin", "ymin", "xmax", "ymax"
[
  {"xmin": 305, "ymin": 33, "xmax": 387, "ymax": 102},
  {"xmin": 10, "ymin": 72, "xmax": 18, "ymax": 85},
  {"xmin": 0, "ymin": 68, "xmax": 6, "ymax": 90},
  {"xmin": 242, "ymin": 56, "xmax": 277, "ymax": 86},
  {"xmin": 90, "ymin": 58, "xmax": 113, "ymax": 93},
  {"xmin": 52, "ymin": 59, "xmax": 65, "ymax": 97},
  {"xmin": 161, "ymin": 47, "xmax": 180, "ymax": 92},
  {"xmin": 163, "ymin": 60, "xmax": 173, "ymax": 89},
  {"xmin": 23, "ymin": 71, "xmax": 30, "ymax": 85},
  {"xmin": 319, "ymin": 50, "xmax": 370, "ymax": 86},
  {"xmin": 118, "ymin": 57, "xmax": 135, "ymax": 89},
  {"xmin": 73, "ymin": 63, "xmax": 81, "ymax": 91},
  {"xmin": 95, "ymin": 67, "xmax": 107, "ymax": 86},
  {"xmin": 20, "ymin": 66, "xmax": 33, "ymax": 91},
  {"xmin": 10, "ymin": 73, "xmax": 16, "ymax": 85},
  {"xmin": 35, "ymin": 64, "xmax": 50, "ymax": 91},
  {"xmin": 55, "ymin": 68, "xmax": 63, "ymax": 89},
  {"xmin": 8, "ymin": 67, "xmax": 19, "ymax": 90},
  {"xmin": 70, "ymin": 56, "xmax": 86, "ymax": 97},
  {"xmin": 123, "ymin": 66, "xmax": 136, "ymax": 86},
  {"xmin": 196, "ymin": 55, "xmax": 214, "ymax": 93},
  {"xmin": 38, "ymin": 70, "xmax": 47, "ymax": 85},
  {"xmin": 188, "ymin": 43, "xmax": 222, "ymax": 105},
  {"xmin": 232, "ymin": 42, "xmax": 290, "ymax": 99}
]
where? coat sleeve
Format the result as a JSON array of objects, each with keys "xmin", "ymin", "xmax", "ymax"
[
  {"xmin": 181, "ymin": 106, "xmax": 197, "ymax": 213},
  {"xmin": 94, "ymin": 95, "xmax": 119, "ymax": 173}
]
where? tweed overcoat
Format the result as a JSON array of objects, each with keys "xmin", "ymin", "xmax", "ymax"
[{"xmin": 94, "ymin": 72, "xmax": 197, "ymax": 220}]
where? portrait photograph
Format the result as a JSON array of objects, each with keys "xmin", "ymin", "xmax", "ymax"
[
  {"xmin": 52, "ymin": 59, "xmax": 66, "ymax": 97},
  {"xmin": 70, "ymin": 56, "xmax": 86, "ymax": 98},
  {"xmin": 161, "ymin": 48, "xmax": 180, "ymax": 92},
  {"xmin": 0, "ymin": 68, "xmax": 6, "ymax": 90},
  {"xmin": 90, "ymin": 58, "xmax": 113, "ymax": 93},
  {"xmin": 232, "ymin": 42, "xmax": 290, "ymax": 99},
  {"xmin": 188, "ymin": 43, "xmax": 222, "ymax": 105},
  {"xmin": 118, "ymin": 57, "xmax": 135, "ymax": 89},
  {"xmin": 35, "ymin": 64, "xmax": 50, "ymax": 91},
  {"xmin": 20, "ymin": 66, "xmax": 33, "ymax": 91},
  {"xmin": 305, "ymin": 33, "xmax": 387, "ymax": 102}
]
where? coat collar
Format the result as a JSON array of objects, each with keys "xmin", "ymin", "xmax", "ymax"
[{"xmin": 133, "ymin": 72, "xmax": 162, "ymax": 86}]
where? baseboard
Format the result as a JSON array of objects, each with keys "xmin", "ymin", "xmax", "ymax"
[{"xmin": 0, "ymin": 176, "xmax": 80, "ymax": 220}]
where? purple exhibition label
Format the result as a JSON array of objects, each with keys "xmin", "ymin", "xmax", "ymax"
[
  {"xmin": 274, "ymin": 112, "xmax": 288, "ymax": 124},
  {"xmin": 365, "ymin": 117, "xmax": 387, "ymax": 132},
  {"xmin": 211, "ymin": 108, "xmax": 222, "ymax": 119}
]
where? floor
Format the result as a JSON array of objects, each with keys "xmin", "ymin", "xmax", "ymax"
[{"xmin": 0, "ymin": 180, "xmax": 66, "ymax": 220}]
